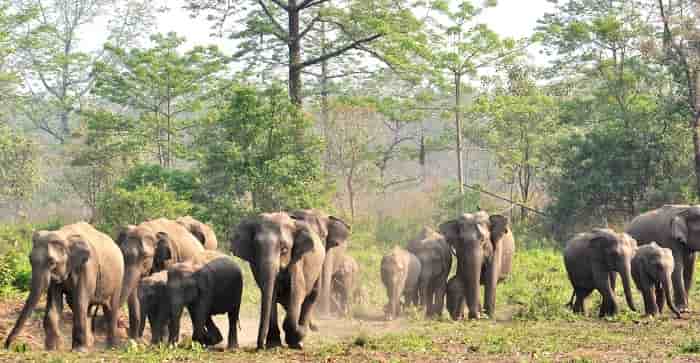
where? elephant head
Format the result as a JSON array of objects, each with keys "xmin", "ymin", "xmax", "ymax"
[
  {"xmin": 439, "ymin": 212, "xmax": 509, "ymax": 318},
  {"xmin": 153, "ymin": 232, "xmax": 175, "ymax": 273},
  {"xmin": 137, "ymin": 271, "xmax": 168, "ymax": 342},
  {"xmin": 671, "ymin": 206, "xmax": 700, "ymax": 251},
  {"xmin": 4, "ymin": 229, "xmax": 92, "ymax": 349},
  {"xmin": 116, "ymin": 225, "xmax": 157, "ymax": 306},
  {"xmin": 230, "ymin": 212, "xmax": 318, "ymax": 349},
  {"xmin": 589, "ymin": 228, "xmax": 638, "ymax": 312}
]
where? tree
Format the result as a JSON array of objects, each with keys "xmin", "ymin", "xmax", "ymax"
[
  {"xmin": 10, "ymin": 0, "xmax": 156, "ymax": 142},
  {"xmin": 184, "ymin": 0, "xmax": 424, "ymax": 105},
  {"xmin": 198, "ymin": 85, "xmax": 329, "ymax": 228},
  {"xmin": 93, "ymin": 32, "xmax": 228, "ymax": 168},
  {"xmin": 0, "ymin": 125, "xmax": 40, "ymax": 210}
]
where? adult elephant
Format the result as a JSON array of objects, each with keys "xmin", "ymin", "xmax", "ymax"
[
  {"xmin": 4, "ymin": 222, "xmax": 124, "ymax": 351},
  {"xmin": 626, "ymin": 205, "xmax": 700, "ymax": 312},
  {"xmin": 231, "ymin": 212, "xmax": 325, "ymax": 350},
  {"xmin": 290, "ymin": 209, "xmax": 350, "ymax": 318},
  {"xmin": 439, "ymin": 212, "xmax": 515, "ymax": 319},
  {"xmin": 116, "ymin": 217, "xmax": 205, "ymax": 338},
  {"xmin": 563, "ymin": 228, "xmax": 637, "ymax": 317},
  {"xmin": 176, "ymin": 216, "xmax": 218, "ymax": 250},
  {"xmin": 406, "ymin": 227, "xmax": 452, "ymax": 317}
]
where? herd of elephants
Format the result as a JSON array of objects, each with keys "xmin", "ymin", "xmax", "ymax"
[{"xmin": 1, "ymin": 204, "xmax": 699, "ymax": 353}]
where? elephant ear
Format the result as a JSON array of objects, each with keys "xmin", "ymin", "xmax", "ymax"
[
  {"xmin": 671, "ymin": 215, "xmax": 689, "ymax": 245},
  {"xmin": 230, "ymin": 219, "xmax": 257, "ymax": 263},
  {"xmin": 67, "ymin": 235, "xmax": 91, "ymax": 274},
  {"xmin": 154, "ymin": 232, "xmax": 173, "ymax": 270},
  {"xmin": 116, "ymin": 225, "xmax": 136, "ymax": 247},
  {"xmin": 191, "ymin": 227, "xmax": 206, "ymax": 245},
  {"xmin": 292, "ymin": 221, "xmax": 319, "ymax": 261},
  {"xmin": 439, "ymin": 219, "xmax": 461, "ymax": 247},
  {"xmin": 327, "ymin": 216, "xmax": 351, "ymax": 247},
  {"xmin": 489, "ymin": 214, "xmax": 509, "ymax": 244}
]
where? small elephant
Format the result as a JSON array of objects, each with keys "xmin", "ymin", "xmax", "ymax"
[
  {"xmin": 626, "ymin": 205, "xmax": 700, "ymax": 312},
  {"xmin": 564, "ymin": 228, "xmax": 637, "ymax": 317},
  {"xmin": 4, "ymin": 222, "xmax": 124, "ymax": 352},
  {"xmin": 290, "ymin": 210, "xmax": 351, "ymax": 318},
  {"xmin": 330, "ymin": 254, "xmax": 359, "ymax": 317},
  {"xmin": 116, "ymin": 218, "xmax": 207, "ymax": 338},
  {"xmin": 406, "ymin": 227, "xmax": 452, "ymax": 318},
  {"xmin": 446, "ymin": 275, "xmax": 467, "ymax": 320},
  {"xmin": 381, "ymin": 246, "xmax": 421, "ymax": 320},
  {"xmin": 631, "ymin": 242, "xmax": 681, "ymax": 318},
  {"xmin": 176, "ymin": 216, "xmax": 218, "ymax": 250},
  {"xmin": 156, "ymin": 253, "xmax": 243, "ymax": 350},
  {"xmin": 440, "ymin": 213, "xmax": 515, "ymax": 319},
  {"xmin": 137, "ymin": 271, "xmax": 168, "ymax": 342},
  {"xmin": 231, "ymin": 212, "xmax": 325, "ymax": 350}
]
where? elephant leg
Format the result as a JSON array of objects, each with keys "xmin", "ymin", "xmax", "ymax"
[
  {"xmin": 107, "ymin": 293, "xmax": 120, "ymax": 347},
  {"xmin": 43, "ymin": 284, "xmax": 63, "ymax": 350},
  {"xmin": 671, "ymin": 256, "xmax": 688, "ymax": 312},
  {"xmin": 609, "ymin": 272, "xmax": 617, "ymax": 292},
  {"xmin": 283, "ymin": 286, "xmax": 313, "ymax": 349},
  {"xmin": 655, "ymin": 283, "xmax": 666, "ymax": 315},
  {"xmin": 227, "ymin": 308, "xmax": 240, "ymax": 350},
  {"xmin": 641, "ymin": 286, "xmax": 659, "ymax": 316},
  {"xmin": 127, "ymin": 291, "xmax": 141, "ymax": 339},
  {"xmin": 595, "ymin": 278, "xmax": 617, "ymax": 318},
  {"xmin": 71, "ymin": 286, "xmax": 93, "ymax": 352},
  {"xmin": 573, "ymin": 288, "xmax": 592, "ymax": 314},
  {"xmin": 298, "ymin": 284, "xmax": 320, "ymax": 334},
  {"xmin": 266, "ymin": 302, "xmax": 282, "ymax": 349},
  {"xmin": 684, "ymin": 252, "xmax": 696, "ymax": 309},
  {"xmin": 203, "ymin": 317, "xmax": 223, "ymax": 346}
]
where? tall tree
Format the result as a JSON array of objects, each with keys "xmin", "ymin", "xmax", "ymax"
[
  {"xmin": 185, "ymin": 0, "xmax": 424, "ymax": 105},
  {"xmin": 93, "ymin": 32, "xmax": 228, "ymax": 168},
  {"xmin": 10, "ymin": 0, "xmax": 156, "ymax": 142}
]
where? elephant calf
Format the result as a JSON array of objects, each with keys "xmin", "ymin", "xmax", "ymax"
[
  {"xmin": 381, "ymin": 246, "xmax": 421, "ymax": 320},
  {"xmin": 564, "ymin": 228, "xmax": 637, "ymax": 317},
  {"xmin": 137, "ymin": 271, "xmax": 168, "ymax": 342},
  {"xmin": 331, "ymin": 254, "xmax": 359, "ymax": 317},
  {"xmin": 446, "ymin": 275, "xmax": 467, "ymax": 320},
  {"xmin": 631, "ymin": 243, "xmax": 681, "ymax": 318},
  {"xmin": 158, "ymin": 254, "xmax": 243, "ymax": 350}
]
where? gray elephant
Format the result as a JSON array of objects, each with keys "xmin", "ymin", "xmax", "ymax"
[
  {"xmin": 626, "ymin": 205, "xmax": 700, "ymax": 312},
  {"xmin": 446, "ymin": 275, "xmax": 466, "ymax": 320},
  {"xmin": 331, "ymin": 254, "xmax": 359, "ymax": 317},
  {"xmin": 631, "ymin": 242, "xmax": 681, "ymax": 318},
  {"xmin": 290, "ymin": 209, "xmax": 350, "ymax": 318},
  {"xmin": 439, "ymin": 212, "xmax": 514, "ymax": 319},
  {"xmin": 116, "ymin": 218, "xmax": 207, "ymax": 338},
  {"xmin": 137, "ymin": 270, "xmax": 168, "ymax": 342},
  {"xmin": 156, "ymin": 253, "xmax": 243, "ymax": 350},
  {"xmin": 4, "ymin": 222, "xmax": 124, "ymax": 352},
  {"xmin": 176, "ymin": 216, "xmax": 218, "ymax": 250},
  {"xmin": 406, "ymin": 227, "xmax": 452, "ymax": 317},
  {"xmin": 231, "ymin": 212, "xmax": 325, "ymax": 350},
  {"xmin": 381, "ymin": 246, "xmax": 421, "ymax": 320},
  {"xmin": 563, "ymin": 228, "xmax": 637, "ymax": 317}
]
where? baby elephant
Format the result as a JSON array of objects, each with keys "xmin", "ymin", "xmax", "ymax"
[
  {"xmin": 631, "ymin": 243, "xmax": 681, "ymax": 318},
  {"xmin": 381, "ymin": 246, "xmax": 421, "ymax": 320},
  {"xmin": 331, "ymin": 254, "xmax": 359, "ymax": 317},
  {"xmin": 157, "ymin": 254, "xmax": 243, "ymax": 349},
  {"xmin": 137, "ymin": 271, "xmax": 169, "ymax": 342},
  {"xmin": 446, "ymin": 275, "xmax": 467, "ymax": 320}
]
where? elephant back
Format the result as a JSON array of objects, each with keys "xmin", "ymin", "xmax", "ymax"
[
  {"xmin": 176, "ymin": 216, "xmax": 218, "ymax": 250},
  {"xmin": 406, "ymin": 228, "xmax": 451, "ymax": 279},
  {"xmin": 625, "ymin": 205, "xmax": 687, "ymax": 247},
  {"xmin": 143, "ymin": 218, "xmax": 205, "ymax": 263}
]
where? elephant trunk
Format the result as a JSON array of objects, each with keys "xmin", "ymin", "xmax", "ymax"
[
  {"xmin": 620, "ymin": 263, "xmax": 636, "ymax": 312},
  {"xmin": 4, "ymin": 266, "xmax": 50, "ymax": 348},
  {"xmin": 663, "ymin": 273, "xmax": 681, "ymax": 318},
  {"xmin": 121, "ymin": 266, "xmax": 143, "ymax": 338},
  {"xmin": 460, "ymin": 251, "xmax": 483, "ymax": 319},
  {"xmin": 257, "ymin": 262, "xmax": 278, "ymax": 350},
  {"xmin": 319, "ymin": 247, "xmax": 343, "ymax": 317}
]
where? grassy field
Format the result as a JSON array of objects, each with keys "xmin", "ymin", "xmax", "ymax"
[{"xmin": 2, "ymin": 231, "xmax": 700, "ymax": 362}]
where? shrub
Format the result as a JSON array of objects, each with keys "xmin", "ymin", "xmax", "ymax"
[
  {"xmin": 0, "ymin": 223, "xmax": 34, "ymax": 294},
  {"xmin": 95, "ymin": 184, "xmax": 193, "ymax": 234}
]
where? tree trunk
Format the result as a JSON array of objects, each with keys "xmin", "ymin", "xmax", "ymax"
[
  {"xmin": 454, "ymin": 72, "xmax": 465, "ymax": 201},
  {"xmin": 694, "ymin": 115, "xmax": 700, "ymax": 198},
  {"xmin": 288, "ymin": 2, "xmax": 302, "ymax": 106}
]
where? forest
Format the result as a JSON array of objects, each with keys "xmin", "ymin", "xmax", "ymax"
[{"xmin": 2, "ymin": 0, "xmax": 700, "ymax": 362}]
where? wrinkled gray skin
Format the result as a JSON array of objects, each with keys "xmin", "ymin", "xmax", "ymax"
[
  {"xmin": 564, "ymin": 228, "xmax": 637, "ymax": 317},
  {"xmin": 137, "ymin": 271, "xmax": 168, "ymax": 342},
  {"xmin": 231, "ymin": 212, "xmax": 325, "ymax": 350},
  {"xmin": 4, "ymin": 222, "xmax": 124, "ymax": 352},
  {"xmin": 380, "ymin": 246, "xmax": 421, "ymax": 320},
  {"xmin": 156, "ymin": 254, "xmax": 243, "ymax": 350},
  {"xmin": 176, "ymin": 216, "xmax": 218, "ymax": 250},
  {"xmin": 446, "ymin": 275, "xmax": 466, "ymax": 320},
  {"xmin": 330, "ymin": 254, "xmax": 359, "ymax": 317},
  {"xmin": 440, "ymin": 213, "xmax": 515, "ymax": 319},
  {"xmin": 116, "ymin": 218, "xmax": 206, "ymax": 338},
  {"xmin": 631, "ymin": 243, "xmax": 681, "ymax": 318},
  {"xmin": 406, "ymin": 227, "xmax": 452, "ymax": 318},
  {"xmin": 626, "ymin": 205, "xmax": 700, "ymax": 312},
  {"xmin": 290, "ymin": 210, "xmax": 350, "ymax": 318}
]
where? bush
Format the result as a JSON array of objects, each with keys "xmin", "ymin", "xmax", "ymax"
[
  {"xmin": 117, "ymin": 164, "xmax": 200, "ymax": 200},
  {"xmin": 95, "ymin": 184, "xmax": 193, "ymax": 234},
  {"xmin": 0, "ymin": 224, "xmax": 34, "ymax": 294},
  {"xmin": 432, "ymin": 182, "xmax": 481, "ymax": 224}
]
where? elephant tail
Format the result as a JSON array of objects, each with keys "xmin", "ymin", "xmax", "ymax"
[{"xmin": 565, "ymin": 290, "xmax": 575, "ymax": 309}]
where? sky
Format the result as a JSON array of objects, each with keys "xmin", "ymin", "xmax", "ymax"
[{"xmin": 143, "ymin": 0, "xmax": 556, "ymax": 54}]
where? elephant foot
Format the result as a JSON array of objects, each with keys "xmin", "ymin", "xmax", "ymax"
[
  {"xmin": 265, "ymin": 338, "xmax": 283, "ymax": 350},
  {"xmin": 288, "ymin": 341, "xmax": 304, "ymax": 350},
  {"xmin": 309, "ymin": 321, "xmax": 319, "ymax": 332},
  {"xmin": 226, "ymin": 342, "xmax": 239, "ymax": 351},
  {"xmin": 73, "ymin": 345, "xmax": 89, "ymax": 353}
]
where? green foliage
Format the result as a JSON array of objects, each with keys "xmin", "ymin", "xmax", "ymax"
[
  {"xmin": 197, "ymin": 85, "xmax": 329, "ymax": 230},
  {"xmin": 117, "ymin": 164, "xmax": 200, "ymax": 200},
  {"xmin": 0, "ymin": 125, "xmax": 40, "ymax": 205},
  {"xmin": 0, "ymin": 224, "xmax": 34, "ymax": 294},
  {"xmin": 432, "ymin": 182, "xmax": 481, "ymax": 224},
  {"xmin": 95, "ymin": 185, "xmax": 192, "ymax": 234}
]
